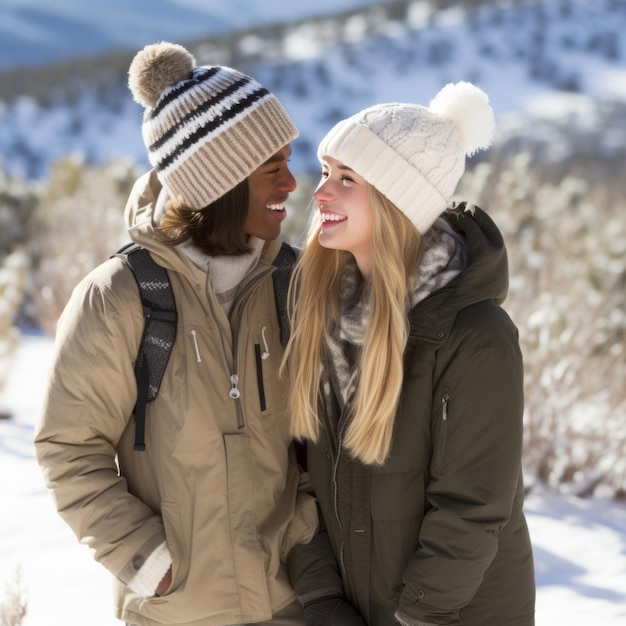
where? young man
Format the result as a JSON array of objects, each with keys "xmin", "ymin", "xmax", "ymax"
[{"xmin": 34, "ymin": 42, "xmax": 317, "ymax": 626}]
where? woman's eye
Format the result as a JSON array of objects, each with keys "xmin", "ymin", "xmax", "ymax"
[{"xmin": 340, "ymin": 176, "xmax": 354, "ymax": 184}]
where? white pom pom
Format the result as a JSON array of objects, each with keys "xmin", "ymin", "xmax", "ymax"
[{"xmin": 429, "ymin": 81, "xmax": 495, "ymax": 156}]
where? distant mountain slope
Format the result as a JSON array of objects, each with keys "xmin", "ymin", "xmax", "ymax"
[{"xmin": 0, "ymin": 0, "xmax": 386, "ymax": 68}]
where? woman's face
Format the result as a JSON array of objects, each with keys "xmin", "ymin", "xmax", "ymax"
[{"xmin": 314, "ymin": 156, "xmax": 375, "ymax": 280}]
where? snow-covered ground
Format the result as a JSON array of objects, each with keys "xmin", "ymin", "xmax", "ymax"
[{"xmin": 1, "ymin": 333, "xmax": 626, "ymax": 625}]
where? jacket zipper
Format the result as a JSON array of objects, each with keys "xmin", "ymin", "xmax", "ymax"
[
  {"xmin": 225, "ymin": 267, "xmax": 273, "ymax": 430},
  {"xmin": 438, "ymin": 391, "xmax": 450, "ymax": 472},
  {"xmin": 332, "ymin": 427, "xmax": 348, "ymax": 583},
  {"xmin": 229, "ymin": 374, "xmax": 244, "ymax": 428},
  {"xmin": 213, "ymin": 323, "xmax": 244, "ymax": 429}
]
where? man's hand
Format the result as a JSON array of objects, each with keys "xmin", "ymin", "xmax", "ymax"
[{"xmin": 155, "ymin": 566, "xmax": 172, "ymax": 596}]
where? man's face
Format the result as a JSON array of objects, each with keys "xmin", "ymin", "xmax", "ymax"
[{"xmin": 244, "ymin": 145, "xmax": 297, "ymax": 241}]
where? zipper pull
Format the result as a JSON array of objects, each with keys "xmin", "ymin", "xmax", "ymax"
[
  {"xmin": 230, "ymin": 374, "xmax": 245, "ymax": 429},
  {"xmin": 229, "ymin": 374, "xmax": 240, "ymax": 399},
  {"xmin": 442, "ymin": 392, "xmax": 449, "ymax": 421}
]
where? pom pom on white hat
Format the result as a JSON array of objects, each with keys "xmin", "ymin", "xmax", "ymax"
[{"xmin": 317, "ymin": 81, "xmax": 495, "ymax": 234}]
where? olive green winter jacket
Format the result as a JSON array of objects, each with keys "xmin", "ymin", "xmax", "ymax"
[
  {"xmin": 288, "ymin": 204, "xmax": 535, "ymax": 626},
  {"xmin": 35, "ymin": 170, "xmax": 318, "ymax": 626}
]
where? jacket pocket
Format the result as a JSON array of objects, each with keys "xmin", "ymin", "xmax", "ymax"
[{"xmin": 158, "ymin": 500, "xmax": 184, "ymax": 595}]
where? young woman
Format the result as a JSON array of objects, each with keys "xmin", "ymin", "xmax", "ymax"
[
  {"xmin": 34, "ymin": 42, "xmax": 318, "ymax": 626},
  {"xmin": 284, "ymin": 82, "xmax": 535, "ymax": 626}
]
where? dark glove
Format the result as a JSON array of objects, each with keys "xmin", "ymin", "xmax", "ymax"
[{"xmin": 303, "ymin": 596, "xmax": 366, "ymax": 626}]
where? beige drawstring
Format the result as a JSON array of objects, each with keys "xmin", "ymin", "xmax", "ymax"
[
  {"xmin": 190, "ymin": 329, "xmax": 202, "ymax": 363},
  {"xmin": 261, "ymin": 326, "xmax": 270, "ymax": 360}
]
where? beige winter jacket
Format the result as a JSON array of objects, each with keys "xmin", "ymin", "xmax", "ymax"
[{"xmin": 34, "ymin": 170, "xmax": 318, "ymax": 626}]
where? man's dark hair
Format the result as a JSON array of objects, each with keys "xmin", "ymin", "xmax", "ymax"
[{"xmin": 157, "ymin": 178, "xmax": 251, "ymax": 255}]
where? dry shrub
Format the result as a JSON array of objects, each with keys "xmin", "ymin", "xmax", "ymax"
[
  {"xmin": 0, "ymin": 566, "xmax": 27, "ymax": 626},
  {"xmin": 28, "ymin": 156, "xmax": 141, "ymax": 335},
  {"xmin": 0, "ymin": 248, "xmax": 29, "ymax": 395},
  {"xmin": 458, "ymin": 147, "xmax": 626, "ymax": 499}
]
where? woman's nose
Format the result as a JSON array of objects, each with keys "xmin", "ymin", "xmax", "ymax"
[{"xmin": 314, "ymin": 179, "xmax": 331, "ymax": 204}]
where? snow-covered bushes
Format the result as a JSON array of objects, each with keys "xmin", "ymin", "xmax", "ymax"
[
  {"xmin": 0, "ymin": 250, "xmax": 28, "ymax": 399},
  {"xmin": 27, "ymin": 156, "xmax": 140, "ymax": 335},
  {"xmin": 0, "ymin": 166, "xmax": 35, "ymax": 397},
  {"xmin": 0, "ymin": 566, "xmax": 26, "ymax": 626},
  {"xmin": 457, "ymin": 148, "xmax": 625, "ymax": 499}
]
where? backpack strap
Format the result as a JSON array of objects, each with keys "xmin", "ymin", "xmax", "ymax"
[
  {"xmin": 272, "ymin": 242, "xmax": 300, "ymax": 347},
  {"xmin": 114, "ymin": 243, "xmax": 177, "ymax": 451}
]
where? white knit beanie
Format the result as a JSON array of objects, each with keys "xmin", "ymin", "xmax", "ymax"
[
  {"xmin": 317, "ymin": 81, "xmax": 495, "ymax": 234},
  {"xmin": 128, "ymin": 42, "xmax": 299, "ymax": 210}
]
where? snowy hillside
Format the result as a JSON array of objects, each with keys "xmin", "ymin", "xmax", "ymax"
[{"xmin": 0, "ymin": 0, "xmax": 624, "ymax": 182}]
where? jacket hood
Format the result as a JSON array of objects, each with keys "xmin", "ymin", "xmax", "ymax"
[
  {"xmin": 408, "ymin": 202, "xmax": 509, "ymax": 344},
  {"xmin": 123, "ymin": 169, "xmax": 283, "ymax": 273}
]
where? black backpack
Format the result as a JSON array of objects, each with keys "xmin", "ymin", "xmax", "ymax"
[{"xmin": 114, "ymin": 242, "xmax": 299, "ymax": 451}]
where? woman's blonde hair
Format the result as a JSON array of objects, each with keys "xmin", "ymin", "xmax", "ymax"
[{"xmin": 283, "ymin": 185, "xmax": 422, "ymax": 465}]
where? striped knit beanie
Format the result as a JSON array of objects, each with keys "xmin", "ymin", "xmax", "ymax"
[
  {"xmin": 318, "ymin": 81, "xmax": 495, "ymax": 234},
  {"xmin": 128, "ymin": 42, "xmax": 298, "ymax": 210}
]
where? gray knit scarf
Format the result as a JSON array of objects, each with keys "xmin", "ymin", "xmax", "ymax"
[{"xmin": 326, "ymin": 217, "xmax": 467, "ymax": 411}]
